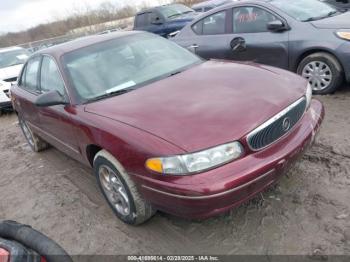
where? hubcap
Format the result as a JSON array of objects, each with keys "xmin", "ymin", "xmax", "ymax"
[
  {"xmin": 302, "ymin": 61, "xmax": 332, "ymax": 91},
  {"xmin": 21, "ymin": 120, "xmax": 34, "ymax": 147},
  {"xmin": 98, "ymin": 165, "xmax": 130, "ymax": 216}
]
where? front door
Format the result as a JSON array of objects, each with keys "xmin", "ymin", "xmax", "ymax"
[
  {"xmin": 36, "ymin": 56, "xmax": 81, "ymax": 161},
  {"xmin": 228, "ymin": 6, "xmax": 289, "ymax": 69}
]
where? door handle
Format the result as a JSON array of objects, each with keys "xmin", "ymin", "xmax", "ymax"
[
  {"xmin": 230, "ymin": 37, "xmax": 246, "ymax": 52},
  {"xmin": 188, "ymin": 44, "xmax": 199, "ymax": 53}
]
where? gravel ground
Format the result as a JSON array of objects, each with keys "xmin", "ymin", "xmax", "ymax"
[{"xmin": 0, "ymin": 86, "xmax": 349, "ymax": 257}]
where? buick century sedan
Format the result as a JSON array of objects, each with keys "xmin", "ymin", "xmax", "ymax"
[{"xmin": 11, "ymin": 32, "xmax": 324, "ymax": 225}]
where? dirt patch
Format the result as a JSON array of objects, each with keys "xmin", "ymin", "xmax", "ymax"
[{"xmin": 0, "ymin": 87, "xmax": 349, "ymax": 256}]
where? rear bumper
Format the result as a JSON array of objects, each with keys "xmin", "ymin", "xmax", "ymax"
[{"xmin": 134, "ymin": 99, "xmax": 324, "ymax": 219}]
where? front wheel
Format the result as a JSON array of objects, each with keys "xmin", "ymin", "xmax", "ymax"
[
  {"xmin": 297, "ymin": 52, "xmax": 343, "ymax": 95},
  {"xmin": 94, "ymin": 150, "xmax": 155, "ymax": 225},
  {"xmin": 18, "ymin": 116, "xmax": 49, "ymax": 152}
]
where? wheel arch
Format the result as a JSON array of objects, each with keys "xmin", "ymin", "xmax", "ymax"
[
  {"xmin": 294, "ymin": 48, "xmax": 344, "ymax": 73},
  {"xmin": 86, "ymin": 144, "xmax": 103, "ymax": 167}
]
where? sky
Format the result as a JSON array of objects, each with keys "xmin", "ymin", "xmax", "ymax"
[{"xmin": 0, "ymin": 0, "xmax": 168, "ymax": 34}]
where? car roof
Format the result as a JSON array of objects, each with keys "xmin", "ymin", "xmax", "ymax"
[
  {"xmin": 192, "ymin": 0, "xmax": 235, "ymax": 9},
  {"xmin": 0, "ymin": 46, "xmax": 25, "ymax": 54},
  {"xmin": 35, "ymin": 31, "xmax": 142, "ymax": 59},
  {"xmin": 136, "ymin": 3, "xmax": 184, "ymax": 15}
]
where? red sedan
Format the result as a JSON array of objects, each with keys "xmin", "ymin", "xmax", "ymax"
[{"xmin": 11, "ymin": 32, "xmax": 324, "ymax": 225}]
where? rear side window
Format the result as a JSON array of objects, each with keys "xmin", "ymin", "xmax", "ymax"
[
  {"xmin": 233, "ymin": 6, "xmax": 279, "ymax": 33},
  {"xmin": 135, "ymin": 12, "xmax": 152, "ymax": 27},
  {"xmin": 23, "ymin": 57, "xmax": 41, "ymax": 93},
  {"xmin": 40, "ymin": 57, "xmax": 65, "ymax": 96},
  {"xmin": 192, "ymin": 11, "xmax": 227, "ymax": 35}
]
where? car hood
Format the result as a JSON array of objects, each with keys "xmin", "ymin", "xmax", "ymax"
[
  {"xmin": 311, "ymin": 12, "xmax": 350, "ymax": 29},
  {"xmin": 0, "ymin": 64, "xmax": 23, "ymax": 81},
  {"xmin": 85, "ymin": 61, "xmax": 306, "ymax": 152}
]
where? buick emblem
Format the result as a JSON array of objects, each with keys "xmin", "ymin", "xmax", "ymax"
[{"xmin": 282, "ymin": 117, "xmax": 291, "ymax": 132}]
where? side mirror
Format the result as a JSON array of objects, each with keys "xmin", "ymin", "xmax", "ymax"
[
  {"xmin": 267, "ymin": 20, "xmax": 288, "ymax": 32},
  {"xmin": 151, "ymin": 17, "xmax": 163, "ymax": 25},
  {"xmin": 34, "ymin": 90, "xmax": 68, "ymax": 107}
]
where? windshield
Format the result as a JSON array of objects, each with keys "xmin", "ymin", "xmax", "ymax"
[
  {"xmin": 160, "ymin": 4, "xmax": 194, "ymax": 19},
  {"xmin": 0, "ymin": 49, "xmax": 30, "ymax": 69},
  {"xmin": 62, "ymin": 33, "xmax": 202, "ymax": 103},
  {"xmin": 270, "ymin": 0, "xmax": 338, "ymax": 22}
]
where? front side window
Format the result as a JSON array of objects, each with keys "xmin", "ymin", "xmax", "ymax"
[
  {"xmin": 40, "ymin": 57, "xmax": 65, "ymax": 95},
  {"xmin": 23, "ymin": 57, "xmax": 40, "ymax": 92},
  {"xmin": 159, "ymin": 4, "xmax": 194, "ymax": 19},
  {"xmin": 62, "ymin": 33, "xmax": 202, "ymax": 103},
  {"xmin": 233, "ymin": 6, "xmax": 279, "ymax": 33},
  {"xmin": 192, "ymin": 11, "xmax": 227, "ymax": 35},
  {"xmin": 270, "ymin": 0, "xmax": 337, "ymax": 22},
  {"xmin": 0, "ymin": 49, "xmax": 30, "ymax": 69}
]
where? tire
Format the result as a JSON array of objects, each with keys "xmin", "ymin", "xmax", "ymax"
[
  {"xmin": 18, "ymin": 115, "xmax": 49, "ymax": 152},
  {"xmin": 93, "ymin": 150, "xmax": 155, "ymax": 225},
  {"xmin": 297, "ymin": 52, "xmax": 343, "ymax": 95}
]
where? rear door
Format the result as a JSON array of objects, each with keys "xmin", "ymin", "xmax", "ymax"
[
  {"xmin": 228, "ymin": 5, "xmax": 289, "ymax": 69},
  {"xmin": 36, "ymin": 55, "xmax": 81, "ymax": 160},
  {"xmin": 185, "ymin": 9, "xmax": 234, "ymax": 59}
]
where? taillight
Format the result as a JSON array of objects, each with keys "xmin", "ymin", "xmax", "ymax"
[
  {"xmin": 40, "ymin": 256, "xmax": 47, "ymax": 262},
  {"xmin": 0, "ymin": 248, "xmax": 9, "ymax": 262}
]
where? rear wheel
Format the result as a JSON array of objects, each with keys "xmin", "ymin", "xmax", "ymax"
[
  {"xmin": 18, "ymin": 116, "xmax": 49, "ymax": 152},
  {"xmin": 94, "ymin": 150, "xmax": 155, "ymax": 225},
  {"xmin": 297, "ymin": 52, "xmax": 343, "ymax": 95}
]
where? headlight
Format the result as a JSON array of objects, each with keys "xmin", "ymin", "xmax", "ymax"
[
  {"xmin": 306, "ymin": 83, "xmax": 312, "ymax": 109},
  {"xmin": 335, "ymin": 31, "xmax": 350, "ymax": 41},
  {"xmin": 146, "ymin": 141, "xmax": 244, "ymax": 175}
]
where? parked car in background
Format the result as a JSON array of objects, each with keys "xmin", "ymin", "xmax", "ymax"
[
  {"xmin": 11, "ymin": 31, "xmax": 323, "ymax": 225},
  {"xmin": 0, "ymin": 80, "xmax": 11, "ymax": 115},
  {"xmin": 133, "ymin": 4, "xmax": 197, "ymax": 37},
  {"xmin": 192, "ymin": 0, "xmax": 234, "ymax": 12},
  {"xmin": 321, "ymin": 0, "xmax": 350, "ymax": 10},
  {"xmin": 97, "ymin": 28, "xmax": 122, "ymax": 35},
  {"xmin": 0, "ymin": 47, "xmax": 30, "ymax": 83},
  {"xmin": 174, "ymin": 0, "xmax": 350, "ymax": 94}
]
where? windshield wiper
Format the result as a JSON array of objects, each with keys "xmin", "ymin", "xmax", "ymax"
[
  {"xmin": 168, "ymin": 13, "xmax": 182, "ymax": 19},
  {"xmin": 86, "ymin": 88, "xmax": 135, "ymax": 103},
  {"xmin": 302, "ymin": 11, "xmax": 339, "ymax": 22}
]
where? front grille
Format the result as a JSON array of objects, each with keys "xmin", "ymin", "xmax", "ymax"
[
  {"xmin": 3, "ymin": 77, "xmax": 17, "ymax": 83},
  {"xmin": 247, "ymin": 97, "xmax": 307, "ymax": 151}
]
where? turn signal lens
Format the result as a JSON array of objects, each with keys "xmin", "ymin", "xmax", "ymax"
[
  {"xmin": 146, "ymin": 158, "xmax": 163, "ymax": 173},
  {"xmin": 336, "ymin": 31, "xmax": 350, "ymax": 41}
]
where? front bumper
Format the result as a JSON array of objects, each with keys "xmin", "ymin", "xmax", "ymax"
[
  {"xmin": 0, "ymin": 101, "xmax": 12, "ymax": 111},
  {"xmin": 336, "ymin": 42, "xmax": 350, "ymax": 82},
  {"xmin": 134, "ymin": 99, "xmax": 324, "ymax": 219}
]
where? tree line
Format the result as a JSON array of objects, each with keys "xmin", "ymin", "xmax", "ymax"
[{"xmin": 0, "ymin": 0, "xmax": 203, "ymax": 48}]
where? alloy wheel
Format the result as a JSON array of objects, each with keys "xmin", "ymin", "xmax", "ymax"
[
  {"xmin": 302, "ymin": 61, "xmax": 332, "ymax": 91},
  {"xmin": 20, "ymin": 119, "xmax": 35, "ymax": 147},
  {"xmin": 98, "ymin": 165, "xmax": 131, "ymax": 216}
]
